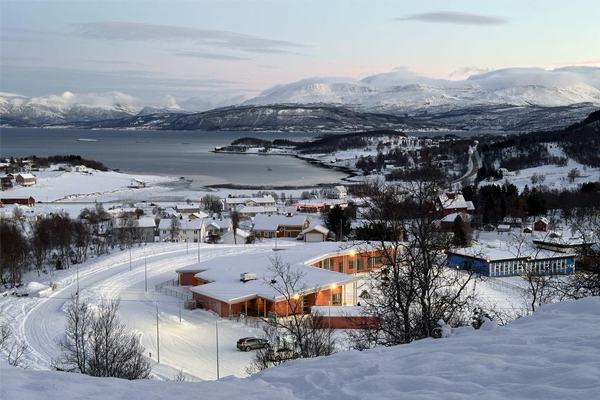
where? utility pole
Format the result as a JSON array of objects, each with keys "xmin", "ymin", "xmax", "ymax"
[
  {"xmin": 215, "ymin": 319, "xmax": 220, "ymax": 380},
  {"xmin": 179, "ymin": 298, "xmax": 182, "ymax": 322},
  {"xmin": 156, "ymin": 302, "xmax": 160, "ymax": 363},
  {"xmin": 76, "ymin": 263, "xmax": 80, "ymax": 296},
  {"xmin": 129, "ymin": 247, "xmax": 132, "ymax": 271},
  {"xmin": 144, "ymin": 256, "xmax": 148, "ymax": 292}
]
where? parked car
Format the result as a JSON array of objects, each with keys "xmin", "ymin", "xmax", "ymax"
[
  {"xmin": 266, "ymin": 348, "xmax": 300, "ymax": 362},
  {"xmin": 236, "ymin": 337, "xmax": 270, "ymax": 351}
]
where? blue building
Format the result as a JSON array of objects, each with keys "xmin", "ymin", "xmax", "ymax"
[{"xmin": 446, "ymin": 243, "xmax": 576, "ymax": 277}]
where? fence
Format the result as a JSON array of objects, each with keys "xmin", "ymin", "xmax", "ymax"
[
  {"xmin": 155, "ymin": 279, "xmax": 193, "ymax": 301},
  {"xmin": 483, "ymin": 278, "xmax": 529, "ymax": 298}
]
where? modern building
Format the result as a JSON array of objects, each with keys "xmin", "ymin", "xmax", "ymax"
[
  {"xmin": 176, "ymin": 242, "xmax": 384, "ymax": 317},
  {"xmin": 158, "ymin": 218, "xmax": 206, "ymax": 243},
  {"xmin": 446, "ymin": 242, "xmax": 575, "ymax": 277}
]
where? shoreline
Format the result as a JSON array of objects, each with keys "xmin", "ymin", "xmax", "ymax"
[{"xmin": 208, "ymin": 150, "xmax": 359, "ymax": 189}]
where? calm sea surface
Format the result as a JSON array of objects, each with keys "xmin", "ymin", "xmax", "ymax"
[{"xmin": 0, "ymin": 128, "xmax": 347, "ymax": 186}]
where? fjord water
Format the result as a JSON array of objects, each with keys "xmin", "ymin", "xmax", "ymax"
[{"xmin": 0, "ymin": 128, "xmax": 347, "ymax": 186}]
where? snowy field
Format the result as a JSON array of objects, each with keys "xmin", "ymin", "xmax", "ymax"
[
  {"xmin": 487, "ymin": 143, "xmax": 600, "ymax": 192},
  {"xmin": 2, "ymin": 296, "xmax": 599, "ymax": 400},
  {"xmin": 0, "ymin": 242, "xmax": 301, "ymax": 381},
  {"xmin": 5, "ymin": 168, "xmax": 174, "ymax": 202}
]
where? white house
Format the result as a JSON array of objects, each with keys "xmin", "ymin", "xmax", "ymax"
[
  {"xmin": 74, "ymin": 165, "xmax": 87, "ymax": 173},
  {"xmin": 236, "ymin": 205, "xmax": 278, "ymax": 218},
  {"xmin": 222, "ymin": 195, "xmax": 276, "ymax": 212},
  {"xmin": 205, "ymin": 218, "xmax": 232, "ymax": 237},
  {"xmin": 158, "ymin": 218, "xmax": 206, "ymax": 242},
  {"xmin": 221, "ymin": 229, "xmax": 250, "ymax": 245},
  {"xmin": 322, "ymin": 185, "xmax": 347, "ymax": 200}
]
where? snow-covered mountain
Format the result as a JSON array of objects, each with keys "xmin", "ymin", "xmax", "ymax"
[
  {"xmin": 0, "ymin": 93, "xmax": 139, "ymax": 126},
  {"xmin": 244, "ymin": 82, "xmax": 600, "ymax": 114}
]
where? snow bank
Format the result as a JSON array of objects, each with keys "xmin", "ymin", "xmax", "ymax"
[{"xmin": 2, "ymin": 297, "xmax": 599, "ymax": 400}]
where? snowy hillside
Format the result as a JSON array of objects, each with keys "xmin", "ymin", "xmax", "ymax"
[
  {"xmin": 244, "ymin": 81, "xmax": 600, "ymax": 114},
  {"xmin": 2, "ymin": 297, "xmax": 599, "ymax": 400},
  {"xmin": 0, "ymin": 92, "xmax": 138, "ymax": 126}
]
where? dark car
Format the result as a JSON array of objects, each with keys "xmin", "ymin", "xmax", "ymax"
[
  {"xmin": 236, "ymin": 337, "xmax": 270, "ymax": 351},
  {"xmin": 266, "ymin": 348, "xmax": 300, "ymax": 362}
]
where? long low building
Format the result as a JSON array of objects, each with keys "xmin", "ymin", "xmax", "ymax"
[
  {"xmin": 176, "ymin": 242, "xmax": 384, "ymax": 318},
  {"xmin": 446, "ymin": 241, "xmax": 576, "ymax": 277}
]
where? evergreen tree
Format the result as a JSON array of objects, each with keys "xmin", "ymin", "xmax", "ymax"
[
  {"xmin": 452, "ymin": 215, "xmax": 468, "ymax": 248},
  {"xmin": 323, "ymin": 205, "xmax": 352, "ymax": 241}
]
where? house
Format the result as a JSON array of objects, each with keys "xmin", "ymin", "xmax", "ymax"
[
  {"xmin": 176, "ymin": 242, "xmax": 383, "ymax": 317},
  {"xmin": 129, "ymin": 179, "xmax": 146, "ymax": 189},
  {"xmin": 446, "ymin": 241, "xmax": 576, "ymax": 277},
  {"xmin": 311, "ymin": 306, "xmax": 378, "ymax": 330},
  {"xmin": 175, "ymin": 203, "xmax": 201, "ymax": 213},
  {"xmin": 74, "ymin": 165, "xmax": 87, "ymax": 173},
  {"xmin": 221, "ymin": 229, "xmax": 250, "ymax": 245},
  {"xmin": 252, "ymin": 214, "xmax": 309, "ymax": 238},
  {"xmin": 435, "ymin": 192, "xmax": 475, "ymax": 218},
  {"xmin": 158, "ymin": 218, "xmax": 206, "ymax": 243},
  {"xmin": 0, "ymin": 197, "xmax": 35, "ymax": 207},
  {"xmin": 523, "ymin": 226, "xmax": 533, "ymax": 234},
  {"xmin": 322, "ymin": 185, "xmax": 347, "ymax": 200},
  {"xmin": 15, "ymin": 173, "xmax": 36, "ymax": 187},
  {"xmin": 222, "ymin": 195, "xmax": 276, "ymax": 212},
  {"xmin": 534, "ymin": 217, "xmax": 550, "ymax": 232},
  {"xmin": 205, "ymin": 218, "xmax": 232, "ymax": 237},
  {"xmin": 497, "ymin": 224, "xmax": 511, "ymax": 233},
  {"xmin": 1, "ymin": 176, "xmax": 13, "ymax": 191},
  {"xmin": 440, "ymin": 212, "xmax": 472, "ymax": 232},
  {"xmin": 112, "ymin": 216, "xmax": 156, "ymax": 243},
  {"xmin": 236, "ymin": 205, "xmax": 278, "ymax": 218},
  {"xmin": 301, "ymin": 225, "xmax": 330, "ymax": 242},
  {"xmin": 293, "ymin": 199, "xmax": 348, "ymax": 213},
  {"xmin": 502, "ymin": 217, "xmax": 523, "ymax": 228}
]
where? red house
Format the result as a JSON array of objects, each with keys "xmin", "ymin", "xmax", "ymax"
[
  {"xmin": 534, "ymin": 217, "xmax": 549, "ymax": 232},
  {"xmin": 435, "ymin": 192, "xmax": 475, "ymax": 218},
  {"xmin": 0, "ymin": 196, "xmax": 36, "ymax": 207}
]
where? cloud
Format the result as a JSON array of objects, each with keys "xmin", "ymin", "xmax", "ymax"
[
  {"xmin": 161, "ymin": 95, "xmax": 180, "ymax": 109},
  {"xmin": 360, "ymin": 68, "xmax": 450, "ymax": 88},
  {"xmin": 448, "ymin": 67, "xmax": 492, "ymax": 81},
  {"xmin": 395, "ymin": 11, "xmax": 507, "ymax": 26},
  {"xmin": 71, "ymin": 21, "xmax": 308, "ymax": 55},
  {"xmin": 179, "ymin": 93, "xmax": 249, "ymax": 111},
  {"xmin": 171, "ymin": 51, "xmax": 249, "ymax": 61},
  {"xmin": 467, "ymin": 67, "xmax": 600, "ymax": 89}
]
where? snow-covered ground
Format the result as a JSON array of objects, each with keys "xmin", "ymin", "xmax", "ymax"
[
  {"xmin": 5, "ymin": 168, "xmax": 174, "ymax": 202},
  {"xmin": 0, "ymin": 242, "xmax": 300, "ymax": 381},
  {"xmin": 2, "ymin": 296, "xmax": 599, "ymax": 400},
  {"xmin": 487, "ymin": 143, "xmax": 600, "ymax": 192}
]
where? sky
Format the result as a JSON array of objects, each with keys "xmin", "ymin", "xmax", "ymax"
[{"xmin": 1, "ymin": 0, "xmax": 599, "ymax": 108}]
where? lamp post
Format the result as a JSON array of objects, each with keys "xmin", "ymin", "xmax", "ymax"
[
  {"xmin": 215, "ymin": 319, "xmax": 220, "ymax": 380},
  {"xmin": 144, "ymin": 255, "xmax": 148, "ymax": 293},
  {"xmin": 156, "ymin": 302, "xmax": 160, "ymax": 363}
]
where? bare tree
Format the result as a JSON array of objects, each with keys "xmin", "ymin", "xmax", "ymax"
[
  {"xmin": 0, "ymin": 322, "xmax": 29, "ymax": 368},
  {"xmin": 0, "ymin": 220, "xmax": 29, "ymax": 287},
  {"xmin": 169, "ymin": 217, "xmax": 181, "ymax": 242},
  {"xmin": 350, "ymin": 171, "xmax": 476, "ymax": 349},
  {"xmin": 247, "ymin": 256, "xmax": 336, "ymax": 373},
  {"xmin": 54, "ymin": 297, "xmax": 151, "ymax": 380}
]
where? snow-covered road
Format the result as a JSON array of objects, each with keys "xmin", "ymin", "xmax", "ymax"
[{"xmin": 5, "ymin": 243, "xmax": 288, "ymax": 381}]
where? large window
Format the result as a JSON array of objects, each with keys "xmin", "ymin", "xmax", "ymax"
[
  {"xmin": 338, "ymin": 262, "xmax": 343, "ymax": 273},
  {"xmin": 332, "ymin": 293, "xmax": 342, "ymax": 305},
  {"xmin": 357, "ymin": 259, "xmax": 364, "ymax": 271},
  {"xmin": 348, "ymin": 260, "xmax": 354, "ymax": 269}
]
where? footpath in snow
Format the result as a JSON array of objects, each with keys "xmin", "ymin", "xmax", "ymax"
[{"xmin": 2, "ymin": 296, "xmax": 599, "ymax": 400}]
